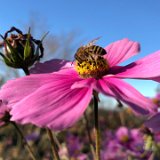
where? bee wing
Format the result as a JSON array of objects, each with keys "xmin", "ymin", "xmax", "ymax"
[{"xmin": 85, "ymin": 37, "xmax": 101, "ymax": 47}]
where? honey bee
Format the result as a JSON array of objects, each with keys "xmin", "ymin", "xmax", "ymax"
[{"xmin": 74, "ymin": 37, "xmax": 107, "ymax": 63}]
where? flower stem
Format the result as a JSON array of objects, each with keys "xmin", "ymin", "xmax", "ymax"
[
  {"xmin": 15, "ymin": 67, "xmax": 37, "ymax": 159},
  {"xmin": 22, "ymin": 67, "xmax": 30, "ymax": 75},
  {"xmin": 46, "ymin": 128, "xmax": 60, "ymax": 160},
  {"xmin": 93, "ymin": 94, "xmax": 101, "ymax": 160},
  {"xmin": 116, "ymin": 99, "xmax": 125, "ymax": 126},
  {"xmin": 84, "ymin": 112, "xmax": 96, "ymax": 160},
  {"xmin": 11, "ymin": 122, "xmax": 37, "ymax": 160}
]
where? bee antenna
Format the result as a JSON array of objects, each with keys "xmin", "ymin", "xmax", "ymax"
[{"xmin": 87, "ymin": 36, "xmax": 102, "ymax": 46}]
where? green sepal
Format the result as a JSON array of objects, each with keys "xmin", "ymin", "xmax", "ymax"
[
  {"xmin": 24, "ymin": 28, "xmax": 31, "ymax": 60},
  {"xmin": 0, "ymin": 53, "xmax": 16, "ymax": 68},
  {"xmin": 0, "ymin": 52, "xmax": 5, "ymax": 58},
  {"xmin": 41, "ymin": 31, "xmax": 49, "ymax": 42},
  {"xmin": 0, "ymin": 35, "xmax": 23, "ymax": 63},
  {"xmin": 34, "ymin": 32, "xmax": 48, "ymax": 58}
]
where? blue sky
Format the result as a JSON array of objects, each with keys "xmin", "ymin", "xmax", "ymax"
[{"xmin": 1, "ymin": 0, "xmax": 160, "ymax": 97}]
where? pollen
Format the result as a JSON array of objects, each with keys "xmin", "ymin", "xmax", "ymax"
[{"xmin": 75, "ymin": 56, "xmax": 109, "ymax": 79}]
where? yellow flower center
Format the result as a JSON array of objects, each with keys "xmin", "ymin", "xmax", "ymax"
[
  {"xmin": 75, "ymin": 56, "xmax": 109, "ymax": 79},
  {"xmin": 120, "ymin": 135, "xmax": 129, "ymax": 143}
]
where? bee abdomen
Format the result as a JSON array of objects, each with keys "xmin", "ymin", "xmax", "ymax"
[{"xmin": 90, "ymin": 45, "xmax": 107, "ymax": 55}]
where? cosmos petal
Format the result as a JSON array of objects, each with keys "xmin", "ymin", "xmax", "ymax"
[
  {"xmin": 113, "ymin": 50, "xmax": 160, "ymax": 81},
  {"xmin": 104, "ymin": 39, "xmax": 140, "ymax": 67},
  {"xmin": 30, "ymin": 59, "xmax": 72, "ymax": 74},
  {"xmin": 0, "ymin": 74, "xmax": 54, "ymax": 107},
  {"xmin": 0, "ymin": 68, "xmax": 78, "ymax": 107},
  {"xmin": 151, "ymin": 77, "xmax": 160, "ymax": 82},
  {"xmin": 10, "ymin": 71, "xmax": 93, "ymax": 130},
  {"xmin": 71, "ymin": 78, "xmax": 95, "ymax": 89},
  {"xmin": 145, "ymin": 113, "xmax": 160, "ymax": 133},
  {"xmin": 95, "ymin": 77, "xmax": 156, "ymax": 114}
]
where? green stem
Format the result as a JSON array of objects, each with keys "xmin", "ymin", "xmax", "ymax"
[
  {"xmin": 46, "ymin": 128, "xmax": 60, "ymax": 160},
  {"xmin": 93, "ymin": 94, "xmax": 101, "ymax": 160},
  {"xmin": 84, "ymin": 112, "xmax": 96, "ymax": 160},
  {"xmin": 11, "ymin": 122, "xmax": 37, "ymax": 160},
  {"xmin": 116, "ymin": 99, "xmax": 125, "ymax": 126},
  {"xmin": 22, "ymin": 67, "xmax": 30, "ymax": 75},
  {"xmin": 15, "ymin": 67, "xmax": 37, "ymax": 159}
]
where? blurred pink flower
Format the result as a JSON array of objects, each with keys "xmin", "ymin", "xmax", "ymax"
[
  {"xmin": 156, "ymin": 93, "xmax": 160, "ymax": 99},
  {"xmin": 0, "ymin": 38, "xmax": 159, "ymax": 130},
  {"xmin": 116, "ymin": 127, "xmax": 144, "ymax": 149},
  {"xmin": 102, "ymin": 127, "xmax": 149, "ymax": 159},
  {"xmin": 116, "ymin": 127, "xmax": 130, "ymax": 143}
]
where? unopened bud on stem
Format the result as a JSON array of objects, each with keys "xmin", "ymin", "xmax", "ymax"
[{"xmin": 0, "ymin": 27, "xmax": 45, "ymax": 71}]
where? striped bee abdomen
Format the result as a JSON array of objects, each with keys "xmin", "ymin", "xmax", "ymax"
[{"xmin": 88, "ymin": 45, "xmax": 107, "ymax": 55}]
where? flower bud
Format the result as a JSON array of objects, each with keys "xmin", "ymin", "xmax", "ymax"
[{"xmin": 0, "ymin": 27, "xmax": 44, "ymax": 72}]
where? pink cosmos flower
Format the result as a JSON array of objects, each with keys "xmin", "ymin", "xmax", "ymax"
[
  {"xmin": 101, "ymin": 127, "xmax": 147, "ymax": 159},
  {"xmin": 116, "ymin": 127, "xmax": 144, "ymax": 149},
  {"xmin": 0, "ymin": 38, "xmax": 159, "ymax": 130}
]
